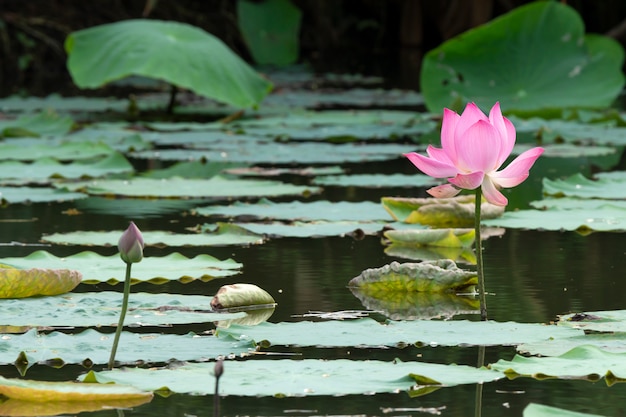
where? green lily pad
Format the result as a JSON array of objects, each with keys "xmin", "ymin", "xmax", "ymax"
[
  {"xmin": 233, "ymin": 109, "xmax": 421, "ymax": 128},
  {"xmin": 558, "ymin": 310, "xmax": 626, "ymax": 333},
  {"xmin": 383, "ymin": 228, "xmax": 475, "ymax": 248},
  {"xmin": 0, "ymin": 186, "xmax": 87, "ymax": 204},
  {"xmin": 55, "ymin": 176, "xmax": 319, "ymax": 199},
  {"xmin": 225, "ymin": 220, "xmax": 389, "ymax": 238},
  {"xmin": 519, "ymin": 333, "xmax": 626, "ymax": 357},
  {"xmin": 0, "ymin": 292, "xmax": 244, "ymax": 328},
  {"xmin": 482, "ymin": 207, "xmax": 626, "ymax": 232},
  {"xmin": 543, "ymin": 173, "xmax": 626, "ymax": 199},
  {"xmin": 348, "ymin": 260, "xmax": 477, "ymax": 294},
  {"xmin": 0, "ymin": 140, "xmax": 115, "ymax": 162},
  {"xmin": 65, "ymin": 19, "xmax": 272, "ymax": 108},
  {"xmin": 0, "ymin": 110, "xmax": 74, "ymax": 138},
  {"xmin": 195, "ymin": 199, "xmax": 389, "ymax": 222},
  {"xmin": 313, "ymin": 174, "xmax": 439, "ymax": 188},
  {"xmin": 74, "ymin": 197, "xmax": 207, "ymax": 218},
  {"xmin": 211, "ymin": 283, "xmax": 276, "ymax": 311},
  {"xmin": 216, "ymin": 318, "xmax": 583, "ymax": 348},
  {"xmin": 42, "ymin": 224, "xmax": 264, "ymax": 247},
  {"xmin": 420, "ymin": 1, "xmax": 625, "ymax": 113},
  {"xmin": 0, "ymin": 251, "xmax": 242, "ymax": 285},
  {"xmin": 524, "ymin": 403, "xmax": 607, "ymax": 417},
  {"xmin": 0, "ymin": 268, "xmax": 82, "ymax": 299},
  {"xmin": 224, "ymin": 165, "xmax": 344, "ymax": 177},
  {"xmin": 490, "ymin": 345, "xmax": 626, "ymax": 384},
  {"xmin": 381, "ymin": 195, "xmax": 505, "ymax": 228},
  {"xmin": 0, "ymin": 375, "xmax": 152, "ymax": 402},
  {"xmin": 82, "ymin": 359, "xmax": 502, "ymax": 397},
  {"xmin": 0, "ymin": 329, "xmax": 256, "ymax": 368},
  {"xmin": 530, "ymin": 197, "xmax": 626, "ymax": 211},
  {"xmin": 383, "ymin": 243, "xmax": 476, "ymax": 264}
]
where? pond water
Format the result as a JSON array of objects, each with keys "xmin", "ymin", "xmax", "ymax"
[{"xmin": 1, "ymin": 147, "xmax": 625, "ymax": 417}]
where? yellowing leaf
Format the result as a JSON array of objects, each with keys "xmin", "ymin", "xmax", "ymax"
[
  {"xmin": 211, "ymin": 283, "xmax": 276, "ymax": 311},
  {"xmin": 0, "ymin": 375, "xmax": 152, "ymax": 402},
  {"xmin": 0, "ymin": 268, "xmax": 82, "ymax": 299},
  {"xmin": 383, "ymin": 228, "xmax": 475, "ymax": 248},
  {"xmin": 0, "ymin": 396, "xmax": 151, "ymax": 416}
]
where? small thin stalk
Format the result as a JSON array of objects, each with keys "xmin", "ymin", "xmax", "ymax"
[
  {"xmin": 108, "ymin": 262, "xmax": 132, "ymax": 369},
  {"xmin": 474, "ymin": 345, "xmax": 486, "ymax": 417},
  {"xmin": 475, "ymin": 188, "xmax": 488, "ymax": 321}
]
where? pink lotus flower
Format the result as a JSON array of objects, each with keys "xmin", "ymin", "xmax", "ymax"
[{"xmin": 404, "ymin": 102, "xmax": 544, "ymax": 206}]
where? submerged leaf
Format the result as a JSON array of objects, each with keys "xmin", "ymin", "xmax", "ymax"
[
  {"xmin": 348, "ymin": 260, "xmax": 477, "ymax": 294},
  {"xmin": 0, "ymin": 268, "xmax": 82, "ymax": 299},
  {"xmin": 382, "ymin": 195, "xmax": 504, "ymax": 227}
]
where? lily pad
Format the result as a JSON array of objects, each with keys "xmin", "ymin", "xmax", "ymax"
[
  {"xmin": 0, "ymin": 375, "xmax": 152, "ymax": 402},
  {"xmin": 0, "ymin": 186, "xmax": 87, "ymax": 204},
  {"xmin": 42, "ymin": 224, "xmax": 264, "ymax": 247},
  {"xmin": 0, "ymin": 251, "xmax": 242, "ymax": 285},
  {"xmin": 0, "ymin": 292, "xmax": 244, "ymax": 328},
  {"xmin": 383, "ymin": 243, "xmax": 476, "ymax": 264},
  {"xmin": 0, "ymin": 141, "xmax": 115, "ymax": 161},
  {"xmin": 420, "ymin": 1, "xmax": 625, "ymax": 113},
  {"xmin": 65, "ymin": 19, "xmax": 272, "ymax": 108},
  {"xmin": 558, "ymin": 310, "xmax": 626, "ymax": 333},
  {"xmin": 519, "ymin": 333, "xmax": 626, "ymax": 357},
  {"xmin": 0, "ymin": 396, "xmax": 152, "ymax": 416},
  {"xmin": 0, "ymin": 110, "xmax": 74, "ymax": 138},
  {"xmin": 82, "ymin": 359, "xmax": 502, "ymax": 397},
  {"xmin": 381, "ymin": 195, "xmax": 504, "ymax": 228},
  {"xmin": 482, "ymin": 207, "xmax": 626, "ymax": 232},
  {"xmin": 55, "ymin": 176, "xmax": 319, "ymax": 199},
  {"xmin": 312, "ymin": 173, "xmax": 439, "ymax": 188},
  {"xmin": 383, "ymin": 228, "xmax": 475, "ymax": 248},
  {"xmin": 348, "ymin": 260, "xmax": 477, "ymax": 294},
  {"xmin": 524, "ymin": 403, "xmax": 607, "ymax": 417},
  {"xmin": 211, "ymin": 283, "xmax": 276, "ymax": 311},
  {"xmin": 226, "ymin": 220, "xmax": 389, "ymax": 238},
  {"xmin": 543, "ymin": 173, "xmax": 626, "ymax": 199},
  {"xmin": 0, "ymin": 268, "xmax": 82, "ymax": 298}
]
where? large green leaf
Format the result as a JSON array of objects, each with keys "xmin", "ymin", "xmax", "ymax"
[
  {"xmin": 42, "ymin": 224, "xmax": 264, "ymax": 247},
  {"xmin": 0, "ymin": 186, "xmax": 86, "ymax": 204},
  {"xmin": 0, "ymin": 329, "xmax": 255, "ymax": 367},
  {"xmin": 65, "ymin": 20, "xmax": 272, "ymax": 108},
  {"xmin": 55, "ymin": 176, "xmax": 319, "ymax": 199},
  {"xmin": 0, "ymin": 110, "xmax": 73, "ymax": 138},
  {"xmin": 211, "ymin": 283, "xmax": 276, "ymax": 311},
  {"xmin": 0, "ymin": 268, "xmax": 82, "ymax": 298},
  {"xmin": 558, "ymin": 310, "xmax": 626, "ymax": 333},
  {"xmin": 519, "ymin": 333, "xmax": 626, "ymax": 357},
  {"xmin": 313, "ymin": 174, "xmax": 439, "ymax": 188},
  {"xmin": 0, "ymin": 141, "xmax": 114, "ymax": 161},
  {"xmin": 216, "ymin": 318, "xmax": 583, "ymax": 348},
  {"xmin": 544, "ymin": 172, "xmax": 626, "ymax": 199},
  {"xmin": 524, "ymin": 403, "xmax": 607, "ymax": 417},
  {"xmin": 237, "ymin": 0, "xmax": 302, "ymax": 66},
  {"xmin": 1, "ymin": 251, "xmax": 241, "ymax": 284},
  {"xmin": 383, "ymin": 228, "xmax": 475, "ymax": 248},
  {"xmin": 83, "ymin": 359, "xmax": 502, "ymax": 397},
  {"xmin": 348, "ymin": 260, "xmax": 477, "ymax": 294},
  {"xmin": 420, "ymin": 1, "xmax": 625, "ymax": 113},
  {"xmin": 0, "ymin": 292, "xmax": 244, "ymax": 328}
]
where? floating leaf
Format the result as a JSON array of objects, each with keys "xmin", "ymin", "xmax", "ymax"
[
  {"xmin": 0, "ymin": 268, "xmax": 82, "ymax": 298},
  {"xmin": 195, "ymin": 199, "xmax": 389, "ymax": 222},
  {"xmin": 0, "ymin": 329, "xmax": 256, "ymax": 368},
  {"xmin": 490, "ymin": 345, "xmax": 626, "ymax": 384},
  {"xmin": 348, "ymin": 260, "xmax": 477, "ymax": 294},
  {"xmin": 524, "ymin": 403, "xmax": 607, "ymax": 417},
  {"xmin": 313, "ymin": 174, "xmax": 439, "ymax": 188},
  {"xmin": 0, "ymin": 292, "xmax": 243, "ymax": 328},
  {"xmin": 557, "ymin": 310, "xmax": 626, "ymax": 333},
  {"xmin": 42, "ymin": 224, "xmax": 263, "ymax": 247},
  {"xmin": 0, "ymin": 110, "xmax": 74, "ymax": 138},
  {"xmin": 0, "ymin": 374, "xmax": 152, "ymax": 402},
  {"xmin": 381, "ymin": 195, "xmax": 504, "ymax": 227},
  {"xmin": 216, "ymin": 318, "xmax": 583, "ymax": 348},
  {"xmin": 66, "ymin": 19, "xmax": 272, "ymax": 108},
  {"xmin": 55, "ymin": 176, "xmax": 319, "ymax": 199},
  {"xmin": 0, "ymin": 396, "xmax": 152, "ymax": 416},
  {"xmin": 225, "ymin": 220, "xmax": 388, "ymax": 238},
  {"xmin": 349, "ymin": 287, "xmax": 479, "ymax": 320},
  {"xmin": 519, "ymin": 333, "xmax": 626, "ymax": 357},
  {"xmin": 210, "ymin": 283, "xmax": 276, "ymax": 311},
  {"xmin": 543, "ymin": 173, "xmax": 626, "ymax": 199},
  {"xmin": 420, "ymin": 1, "xmax": 625, "ymax": 113},
  {"xmin": 0, "ymin": 251, "xmax": 242, "ymax": 285},
  {"xmin": 383, "ymin": 228, "xmax": 475, "ymax": 248},
  {"xmin": 83, "ymin": 359, "xmax": 502, "ymax": 397},
  {"xmin": 0, "ymin": 141, "xmax": 115, "ymax": 161},
  {"xmin": 482, "ymin": 207, "xmax": 626, "ymax": 232},
  {"xmin": 0, "ymin": 186, "xmax": 87, "ymax": 205},
  {"xmin": 383, "ymin": 243, "xmax": 476, "ymax": 264}
]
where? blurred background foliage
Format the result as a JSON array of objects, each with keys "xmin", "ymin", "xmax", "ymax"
[{"xmin": 2, "ymin": 0, "xmax": 626, "ymax": 96}]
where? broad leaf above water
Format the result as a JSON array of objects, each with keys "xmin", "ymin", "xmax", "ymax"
[
  {"xmin": 524, "ymin": 403, "xmax": 607, "ymax": 417},
  {"xmin": 0, "ymin": 268, "xmax": 82, "ymax": 298},
  {"xmin": 420, "ymin": 1, "xmax": 625, "ymax": 113}
]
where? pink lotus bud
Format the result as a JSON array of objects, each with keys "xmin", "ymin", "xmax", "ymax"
[{"xmin": 118, "ymin": 222, "xmax": 144, "ymax": 264}]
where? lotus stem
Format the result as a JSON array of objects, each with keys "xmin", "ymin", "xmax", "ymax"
[
  {"xmin": 474, "ymin": 345, "xmax": 485, "ymax": 417},
  {"xmin": 108, "ymin": 262, "xmax": 132, "ymax": 369},
  {"xmin": 475, "ymin": 188, "xmax": 487, "ymax": 321},
  {"xmin": 214, "ymin": 359, "xmax": 224, "ymax": 417}
]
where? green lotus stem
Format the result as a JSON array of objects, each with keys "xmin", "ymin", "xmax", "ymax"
[
  {"xmin": 214, "ymin": 359, "xmax": 224, "ymax": 417},
  {"xmin": 108, "ymin": 262, "xmax": 132, "ymax": 369},
  {"xmin": 474, "ymin": 345, "xmax": 485, "ymax": 417},
  {"xmin": 475, "ymin": 188, "xmax": 487, "ymax": 321}
]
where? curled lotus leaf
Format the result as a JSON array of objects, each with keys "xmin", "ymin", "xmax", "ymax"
[
  {"xmin": 349, "ymin": 286, "xmax": 479, "ymax": 320},
  {"xmin": 211, "ymin": 283, "xmax": 276, "ymax": 311},
  {"xmin": 0, "ymin": 268, "xmax": 82, "ymax": 299},
  {"xmin": 383, "ymin": 228, "xmax": 475, "ymax": 248},
  {"xmin": 348, "ymin": 260, "xmax": 477, "ymax": 294},
  {"xmin": 382, "ymin": 195, "xmax": 504, "ymax": 227}
]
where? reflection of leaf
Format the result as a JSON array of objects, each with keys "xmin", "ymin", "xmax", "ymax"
[
  {"xmin": 349, "ymin": 286, "xmax": 479, "ymax": 320},
  {"xmin": 215, "ymin": 307, "xmax": 276, "ymax": 329},
  {"xmin": 382, "ymin": 195, "xmax": 504, "ymax": 227},
  {"xmin": 0, "ymin": 374, "xmax": 152, "ymax": 402},
  {"xmin": 0, "ymin": 396, "xmax": 152, "ymax": 416},
  {"xmin": 0, "ymin": 268, "xmax": 82, "ymax": 299},
  {"xmin": 211, "ymin": 284, "xmax": 276, "ymax": 311},
  {"xmin": 383, "ymin": 228, "xmax": 475, "ymax": 248},
  {"xmin": 348, "ymin": 260, "xmax": 477, "ymax": 294}
]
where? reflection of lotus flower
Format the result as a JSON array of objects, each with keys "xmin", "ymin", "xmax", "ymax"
[
  {"xmin": 118, "ymin": 222, "xmax": 144, "ymax": 264},
  {"xmin": 404, "ymin": 102, "xmax": 543, "ymax": 206}
]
